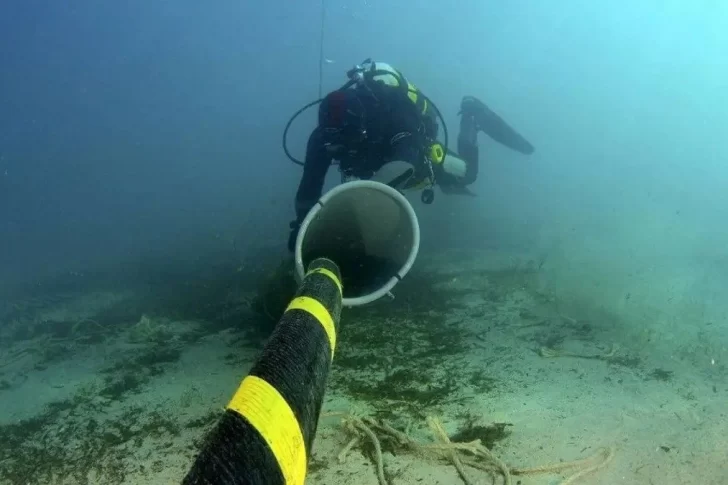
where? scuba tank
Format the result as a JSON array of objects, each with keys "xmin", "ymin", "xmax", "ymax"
[{"xmin": 282, "ymin": 59, "xmax": 450, "ymax": 204}]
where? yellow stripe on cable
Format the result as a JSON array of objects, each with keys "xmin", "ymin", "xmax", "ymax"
[
  {"xmin": 306, "ymin": 267, "xmax": 343, "ymax": 295},
  {"xmin": 285, "ymin": 296, "xmax": 336, "ymax": 359},
  {"xmin": 227, "ymin": 375, "xmax": 307, "ymax": 485}
]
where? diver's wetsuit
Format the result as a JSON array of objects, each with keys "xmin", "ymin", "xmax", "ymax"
[
  {"xmin": 289, "ymin": 84, "xmax": 534, "ymax": 250},
  {"xmin": 293, "ymin": 84, "xmax": 438, "ymax": 223}
]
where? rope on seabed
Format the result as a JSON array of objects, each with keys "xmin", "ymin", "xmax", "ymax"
[{"xmin": 327, "ymin": 412, "xmax": 616, "ymax": 485}]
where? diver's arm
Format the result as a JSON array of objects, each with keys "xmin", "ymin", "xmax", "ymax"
[{"xmin": 294, "ymin": 127, "xmax": 332, "ymax": 223}]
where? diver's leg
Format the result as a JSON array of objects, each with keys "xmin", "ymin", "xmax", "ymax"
[
  {"xmin": 455, "ymin": 105, "xmax": 480, "ymax": 186},
  {"xmin": 460, "ymin": 96, "xmax": 534, "ymax": 155},
  {"xmin": 431, "ymin": 106, "xmax": 478, "ymax": 189}
]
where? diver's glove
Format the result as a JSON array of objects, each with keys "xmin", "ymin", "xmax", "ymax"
[
  {"xmin": 287, "ymin": 220, "xmax": 300, "ymax": 253},
  {"xmin": 460, "ymin": 96, "xmax": 534, "ymax": 155}
]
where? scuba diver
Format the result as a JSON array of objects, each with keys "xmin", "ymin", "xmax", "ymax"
[{"xmin": 283, "ymin": 59, "xmax": 535, "ymax": 251}]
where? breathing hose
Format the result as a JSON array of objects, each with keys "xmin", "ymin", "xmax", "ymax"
[
  {"xmin": 282, "ymin": 99, "xmax": 323, "ymax": 167},
  {"xmin": 282, "ymin": 91, "xmax": 449, "ymax": 169}
]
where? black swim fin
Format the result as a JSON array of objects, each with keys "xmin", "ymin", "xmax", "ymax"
[{"xmin": 460, "ymin": 96, "xmax": 535, "ymax": 155}]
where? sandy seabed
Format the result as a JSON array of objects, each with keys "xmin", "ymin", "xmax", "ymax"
[{"xmin": 1, "ymin": 248, "xmax": 726, "ymax": 485}]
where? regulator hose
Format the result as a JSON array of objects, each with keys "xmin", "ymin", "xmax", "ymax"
[
  {"xmin": 282, "ymin": 90, "xmax": 449, "ymax": 169},
  {"xmin": 282, "ymin": 98, "xmax": 324, "ymax": 167}
]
